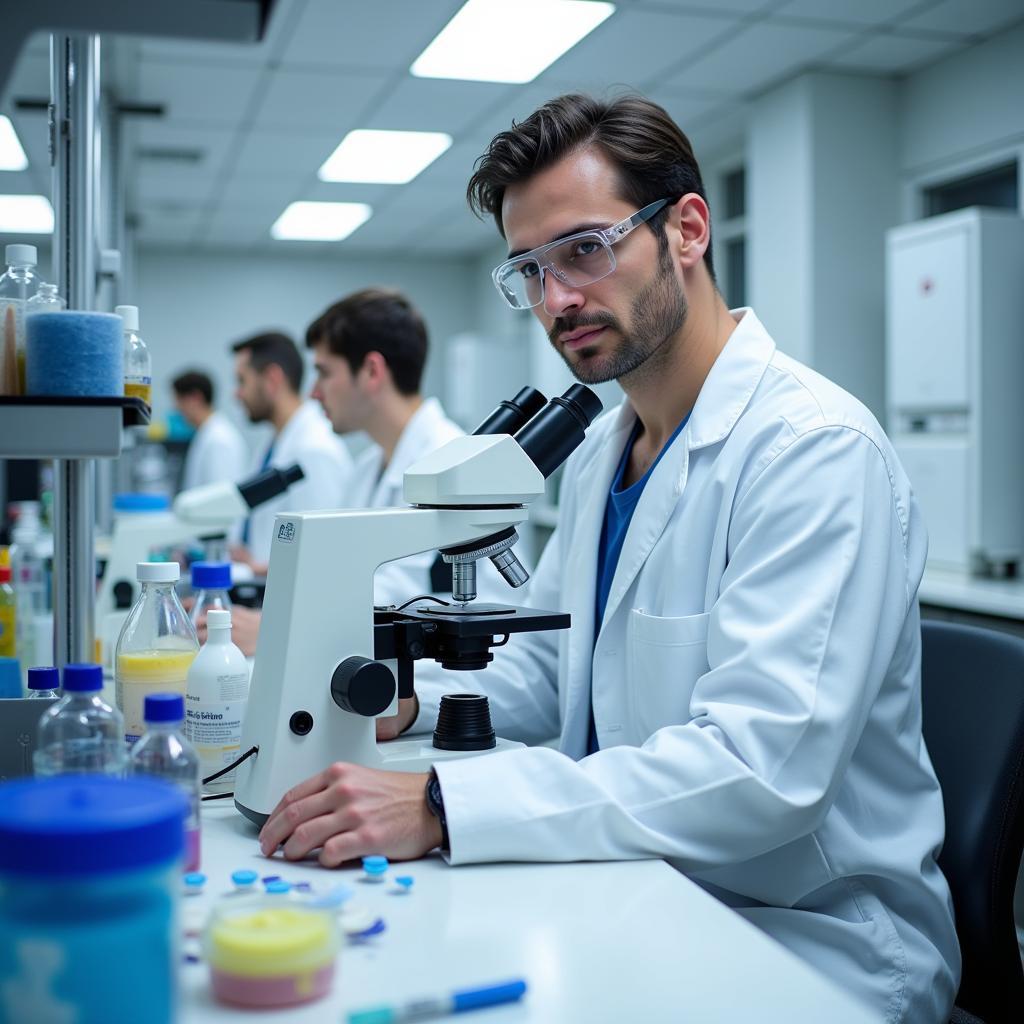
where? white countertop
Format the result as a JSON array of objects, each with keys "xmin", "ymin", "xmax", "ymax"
[
  {"xmin": 920, "ymin": 566, "xmax": 1024, "ymax": 619},
  {"xmin": 183, "ymin": 803, "xmax": 876, "ymax": 1023}
]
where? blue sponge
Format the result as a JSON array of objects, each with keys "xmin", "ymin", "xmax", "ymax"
[{"xmin": 26, "ymin": 311, "xmax": 124, "ymax": 397}]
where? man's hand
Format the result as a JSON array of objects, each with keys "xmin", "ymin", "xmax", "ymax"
[
  {"xmin": 258, "ymin": 762, "xmax": 443, "ymax": 867},
  {"xmin": 376, "ymin": 695, "xmax": 419, "ymax": 740}
]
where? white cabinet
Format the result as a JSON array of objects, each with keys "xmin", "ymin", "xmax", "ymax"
[{"xmin": 886, "ymin": 208, "xmax": 1024, "ymax": 574}]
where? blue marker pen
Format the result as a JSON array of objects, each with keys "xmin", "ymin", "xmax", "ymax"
[{"xmin": 347, "ymin": 979, "xmax": 527, "ymax": 1024}]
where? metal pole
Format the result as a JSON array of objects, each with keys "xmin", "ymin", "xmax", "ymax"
[{"xmin": 50, "ymin": 34, "xmax": 101, "ymax": 667}]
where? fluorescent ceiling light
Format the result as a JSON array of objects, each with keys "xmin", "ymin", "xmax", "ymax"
[
  {"xmin": 0, "ymin": 195, "xmax": 54, "ymax": 234},
  {"xmin": 0, "ymin": 116, "xmax": 28, "ymax": 172},
  {"xmin": 270, "ymin": 201, "xmax": 372, "ymax": 242},
  {"xmin": 318, "ymin": 130, "xmax": 453, "ymax": 185},
  {"xmin": 411, "ymin": 0, "xmax": 615, "ymax": 83}
]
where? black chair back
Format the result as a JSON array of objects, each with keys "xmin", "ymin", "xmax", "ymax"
[{"xmin": 921, "ymin": 620, "xmax": 1024, "ymax": 1023}]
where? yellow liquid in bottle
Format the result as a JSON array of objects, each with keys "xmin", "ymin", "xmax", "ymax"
[{"xmin": 117, "ymin": 649, "xmax": 197, "ymax": 743}]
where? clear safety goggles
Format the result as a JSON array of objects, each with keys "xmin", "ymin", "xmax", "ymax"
[{"xmin": 491, "ymin": 198, "xmax": 671, "ymax": 311}]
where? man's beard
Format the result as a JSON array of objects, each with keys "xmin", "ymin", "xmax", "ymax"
[{"xmin": 548, "ymin": 251, "xmax": 687, "ymax": 386}]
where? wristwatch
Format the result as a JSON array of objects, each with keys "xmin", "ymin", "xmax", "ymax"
[{"xmin": 425, "ymin": 769, "xmax": 449, "ymax": 852}]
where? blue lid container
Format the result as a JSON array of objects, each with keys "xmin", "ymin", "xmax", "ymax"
[
  {"xmin": 62, "ymin": 662, "xmax": 102, "ymax": 692},
  {"xmin": 144, "ymin": 692, "xmax": 185, "ymax": 723},
  {"xmin": 0, "ymin": 777, "xmax": 186, "ymax": 1024},
  {"xmin": 114, "ymin": 492, "xmax": 171, "ymax": 513},
  {"xmin": 27, "ymin": 665, "xmax": 60, "ymax": 691},
  {"xmin": 191, "ymin": 561, "xmax": 232, "ymax": 590},
  {"xmin": 0, "ymin": 775, "xmax": 186, "ymax": 877}
]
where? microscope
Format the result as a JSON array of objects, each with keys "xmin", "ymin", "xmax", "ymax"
[
  {"xmin": 96, "ymin": 464, "xmax": 305, "ymax": 620},
  {"xmin": 234, "ymin": 385, "xmax": 603, "ymax": 826}
]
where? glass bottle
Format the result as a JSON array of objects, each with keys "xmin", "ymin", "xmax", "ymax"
[
  {"xmin": 115, "ymin": 561, "xmax": 199, "ymax": 747},
  {"xmin": 0, "ymin": 243, "xmax": 39, "ymax": 395},
  {"xmin": 130, "ymin": 692, "xmax": 202, "ymax": 872},
  {"xmin": 34, "ymin": 663, "xmax": 126, "ymax": 777},
  {"xmin": 116, "ymin": 304, "xmax": 152, "ymax": 407}
]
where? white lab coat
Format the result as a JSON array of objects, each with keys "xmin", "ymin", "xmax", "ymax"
[
  {"xmin": 244, "ymin": 401, "xmax": 353, "ymax": 563},
  {"xmin": 348, "ymin": 398, "xmax": 463, "ymax": 606},
  {"xmin": 181, "ymin": 411, "xmax": 249, "ymax": 492},
  {"xmin": 418, "ymin": 310, "xmax": 960, "ymax": 1023}
]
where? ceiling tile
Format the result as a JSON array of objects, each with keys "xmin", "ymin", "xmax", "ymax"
[
  {"xmin": 774, "ymin": 0, "xmax": 925, "ymax": 27},
  {"xmin": 638, "ymin": 0, "xmax": 781, "ymax": 12},
  {"xmin": 133, "ymin": 123, "xmax": 234, "ymax": 181},
  {"xmin": 659, "ymin": 20, "xmax": 856, "ymax": 94},
  {"xmin": 279, "ymin": 0, "xmax": 465, "ymax": 70},
  {"xmin": 256, "ymin": 68, "xmax": 390, "ymax": 132},
  {"xmin": 827, "ymin": 32, "xmax": 962, "ymax": 73},
  {"xmin": 215, "ymin": 170, "xmax": 306, "ymax": 206},
  {"xmin": 641, "ymin": 89, "xmax": 737, "ymax": 128},
  {"xmin": 364, "ymin": 78, "xmax": 512, "ymax": 137},
  {"xmin": 404, "ymin": 140, "xmax": 485, "ymax": 195},
  {"xmin": 233, "ymin": 128, "xmax": 340, "ymax": 179},
  {"xmin": 133, "ymin": 165, "xmax": 220, "ymax": 206},
  {"xmin": 139, "ymin": 61, "xmax": 263, "ymax": 128},
  {"xmin": 899, "ymin": 0, "xmax": 1024, "ymax": 37},
  {"xmin": 539, "ymin": 8, "xmax": 734, "ymax": 91}
]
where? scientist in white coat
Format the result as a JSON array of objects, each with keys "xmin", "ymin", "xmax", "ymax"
[
  {"xmin": 230, "ymin": 331, "xmax": 352, "ymax": 575},
  {"xmin": 204, "ymin": 290, "xmax": 468, "ymax": 655},
  {"xmin": 258, "ymin": 95, "xmax": 960, "ymax": 1023},
  {"xmin": 305, "ymin": 287, "xmax": 464, "ymax": 602},
  {"xmin": 172, "ymin": 369, "xmax": 248, "ymax": 491}
]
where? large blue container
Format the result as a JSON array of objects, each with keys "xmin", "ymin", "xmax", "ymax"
[
  {"xmin": 0, "ymin": 775, "xmax": 186, "ymax": 1024},
  {"xmin": 25, "ymin": 310, "xmax": 123, "ymax": 397}
]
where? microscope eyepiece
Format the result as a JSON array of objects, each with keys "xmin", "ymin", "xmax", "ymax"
[
  {"xmin": 512, "ymin": 384, "xmax": 603, "ymax": 479},
  {"xmin": 472, "ymin": 386, "xmax": 547, "ymax": 436},
  {"xmin": 237, "ymin": 463, "xmax": 305, "ymax": 509}
]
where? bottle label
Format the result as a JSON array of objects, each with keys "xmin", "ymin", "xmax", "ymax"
[
  {"xmin": 124, "ymin": 379, "xmax": 152, "ymax": 405},
  {"xmin": 0, "ymin": 605, "xmax": 15, "ymax": 658},
  {"xmin": 185, "ymin": 695, "xmax": 247, "ymax": 782}
]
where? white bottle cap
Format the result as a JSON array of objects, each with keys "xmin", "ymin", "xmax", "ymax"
[
  {"xmin": 206, "ymin": 609, "xmax": 231, "ymax": 630},
  {"xmin": 115, "ymin": 304, "xmax": 139, "ymax": 331},
  {"xmin": 136, "ymin": 561, "xmax": 180, "ymax": 583},
  {"xmin": 5, "ymin": 244, "xmax": 37, "ymax": 267}
]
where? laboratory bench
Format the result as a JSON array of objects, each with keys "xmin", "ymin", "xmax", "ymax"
[
  {"xmin": 186, "ymin": 802, "xmax": 876, "ymax": 1023},
  {"xmin": 921, "ymin": 566, "xmax": 1024, "ymax": 638}
]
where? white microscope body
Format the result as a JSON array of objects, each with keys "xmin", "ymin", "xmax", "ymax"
[{"xmin": 234, "ymin": 385, "xmax": 603, "ymax": 825}]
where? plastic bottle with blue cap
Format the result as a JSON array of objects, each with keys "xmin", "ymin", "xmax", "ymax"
[
  {"xmin": 33, "ymin": 664, "xmax": 125, "ymax": 777},
  {"xmin": 27, "ymin": 665, "xmax": 59, "ymax": 699},
  {"xmin": 130, "ymin": 692, "xmax": 202, "ymax": 872},
  {"xmin": 189, "ymin": 561, "xmax": 233, "ymax": 625}
]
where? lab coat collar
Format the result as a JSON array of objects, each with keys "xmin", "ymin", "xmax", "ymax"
[
  {"xmin": 685, "ymin": 308, "xmax": 775, "ymax": 452},
  {"xmin": 275, "ymin": 399, "xmax": 326, "ymax": 451},
  {"xmin": 379, "ymin": 398, "xmax": 450, "ymax": 489},
  {"xmin": 593, "ymin": 308, "xmax": 775, "ymax": 637}
]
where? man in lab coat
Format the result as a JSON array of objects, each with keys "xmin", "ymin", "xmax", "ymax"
[
  {"xmin": 258, "ymin": 94, "xmax": 960, "ymax": 1022},
  {"xmin": 230, "ymin": 331, "xmax": 353, "ymax": 575},
  {"xmin": 306, "ymin": 287, "xmax": 464, "ymax": 602},
  {"xmin": 171, "ymin": 369, "xmax": 248, "ymax": 492}
]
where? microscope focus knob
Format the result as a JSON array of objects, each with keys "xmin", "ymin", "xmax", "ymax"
[{"xmin": 331, "ymin": 657, "xmax": 396, "ymax": 717}]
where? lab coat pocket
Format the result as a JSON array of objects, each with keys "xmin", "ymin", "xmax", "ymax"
[{"xmin": 628, "ymin": 610, "xmax": 710, "ymax": 739}]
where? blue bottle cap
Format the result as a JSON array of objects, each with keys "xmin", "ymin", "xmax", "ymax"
[
  {"xmin": 0, "ymin": 776, "xmax": 187, "ymax": 877},
  {"xmin": 114, "ymin": 493, "xmax": 170, "ymax": 513},
  {"xmin": 62, "ymin": 663, "xmax": 102, "ymax": 692},
  {"xmin": 265, "ymin": 880, "xmax": 291, "ymax": 894},
  {"xmin": 231, "ymin": 869, "xmax": 259, "ymax": 888},
  {"xmin": 144, "ymin": 692, "xmax": 185, "ymax": 723},
  {"xmin": 184, "ymin": 872, "xmax": 207, "ymax": 889},
  {"xmin": 27, "ymin": 666, "xmax": 60, "ymax": 690},
  {"xmin": 394, "ymin": 875, "xmax": 414, "ymax": 890},
  {"xmin": 190, "ymin": 562, "xmax": 232, "ymax": 590},
  {"xmin": 362, "ymin": 855, "xmax": 388, "ymax": 875}
]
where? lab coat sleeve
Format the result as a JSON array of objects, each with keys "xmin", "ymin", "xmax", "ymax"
[
  {"xmin": 434, "ymin": 425, "xmax": 914, "ymax": 868},
  {"xmin": 409, "ymin": 516, "xmax": 563, "ymax": 748}
]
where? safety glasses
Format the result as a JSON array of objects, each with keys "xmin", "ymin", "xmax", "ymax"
[{"xmin": 491, "ymin": 198, "xmax": 671, "ymax": 311}]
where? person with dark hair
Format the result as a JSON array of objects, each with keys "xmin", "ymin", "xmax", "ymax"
[
  {"xmin": 230, "ymin": 330, "xmax": 353, "ymax": 573},
  {"xmin": 171, "ymin": 369, "xmax": 247, "ymax": 492},
  {"xmin": 258, "ymin": 95, "xmax": 959, "ymax": 1023},
  {"xmin": 306, "ymin": 287, "xmax": 464, "ymax": 597}
]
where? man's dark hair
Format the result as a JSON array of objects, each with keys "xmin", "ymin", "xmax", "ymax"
[
  {"xmin": 467, "ymin": 93, "xmax": 715, "ymax": 280},
  {"xmin": 171, "ymin": 369, "xmax": 214, "ymax": 406},
  {"xmin": 305, "ymin": 288, "xmax": 428, "ymax": 396},
  {"xmin": 231, "ymin": 331, "xmax": 304, "ymax": 393}
]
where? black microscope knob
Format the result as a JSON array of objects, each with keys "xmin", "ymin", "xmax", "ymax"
[{"xmin": 330, "ymin": 657, "xmax": 396, "ymax": 717}]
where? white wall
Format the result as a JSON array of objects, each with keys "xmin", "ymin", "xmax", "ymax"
[
  {"xmin": 900, "ymin": 21, "xmax": 1024, "ymax": 178},
  {"xmin": 134, "ymin": 248, "xmax": 476, "ymax": 454},
  {"xmin": 749, "ymin": 72, "xmax": 899, "ymax": 421}
]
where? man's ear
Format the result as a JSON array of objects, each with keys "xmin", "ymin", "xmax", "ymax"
[{"xmin": 671, "ymin": 192, "xmax": 711, "ymax": 271}]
